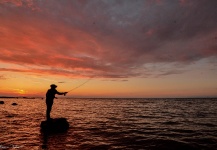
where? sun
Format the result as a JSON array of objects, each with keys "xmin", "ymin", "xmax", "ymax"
[
  {"xmin": 19, "ymin": 90, "xmax": 25, "ymax": 94},
  {"xmin": 14, "ymin": 89, "xmax": 26, "ymax": 95}
]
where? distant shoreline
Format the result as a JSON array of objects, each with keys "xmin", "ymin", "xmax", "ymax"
[
  {"xmin": 0, "ymin": 96, "xmax": 216, "ymax": 99},
  {"xmin": 0, "ymin": 96, "xmax": 42, "ymax": 99}
]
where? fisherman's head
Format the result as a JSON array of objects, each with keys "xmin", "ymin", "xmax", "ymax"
[{"xmin": 50, "ymin": 84, "xmax": 57, "ymax": 89}]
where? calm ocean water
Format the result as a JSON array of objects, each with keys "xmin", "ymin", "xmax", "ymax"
[{"xmin": 0, "ymin": 98, "xmax": 217, "ymax": 150}]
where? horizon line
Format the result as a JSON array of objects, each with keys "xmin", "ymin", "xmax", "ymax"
[{"xmin": 0, "ymin": 96, "xmax": 216, "ymax": 99}]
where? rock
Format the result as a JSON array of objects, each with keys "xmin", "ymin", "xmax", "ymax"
[
  {"xmin": 12, "ymin": 103, "xmax": 18, "ymax": 106},
  {"xmin": 0, "ymin": 101, "xmax": 4, "ymax": 104},
  {"xmin": 41, "ymin": 145, "xmax": 47, "ymax": 149},
  {"xmin": 40, "ymin": 118, "xmax": 69, "ymax": 133},
  {"xmin": 6, "ymin": 115, "xmax": 14, "ymax": 118}
]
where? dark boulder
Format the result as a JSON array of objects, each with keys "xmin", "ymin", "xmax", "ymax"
[
  {"xmin": 12, "ymin": 103, "xmax": 18, "ymax": 106},
  {"xmin": 40, "ymin": 118, "xmax": 69, "ymax": 133},
  {"xmin": 0, "ymin": 101, "xmax": 4, "ymax": 104}
]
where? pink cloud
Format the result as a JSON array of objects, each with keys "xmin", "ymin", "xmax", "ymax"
[
  {"xmin": 0, "ymin": 0, "xmax": 23, "ymax": 6},
  {"xmin": 179, "ymin": 0, "xmax": 188, "ymax": 6},
  {"xmin": 146, "ymin": 29, "xmax": 156, "ymax": 36},
  {"xmin": 0, "ymin": 0, "xmax": 39, "ymax": 10},
  {"xmin": 0, "ymin": 0, "xmax": 217, "ymax": 78}
]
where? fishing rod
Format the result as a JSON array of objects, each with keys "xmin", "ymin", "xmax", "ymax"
[{"xmin": 67, "ymin": 77, "xmax": 93, "ymax": 93}]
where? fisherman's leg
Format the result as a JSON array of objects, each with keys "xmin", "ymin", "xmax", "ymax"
[{"xmin": 46, "ymin": 103, "xmax": 53, "ymax": 120}]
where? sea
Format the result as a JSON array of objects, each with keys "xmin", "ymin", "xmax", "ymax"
[{"xmin": 0, "ymin": 98, "xmax": 217, "ymax": 150}]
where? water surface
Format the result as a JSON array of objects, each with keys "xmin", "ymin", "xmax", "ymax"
[{"xmin": 0, "ymin": 98, "xmax": 217, "ymax": 149}]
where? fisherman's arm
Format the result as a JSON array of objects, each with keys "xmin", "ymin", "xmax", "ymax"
[{"xmin": 56, "ymin": 91, "xmax": 68, "ymax": 96}]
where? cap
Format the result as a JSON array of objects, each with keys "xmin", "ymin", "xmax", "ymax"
[{"xmin": 50, "ymin": 84, "xmax": 57, "ymax": 88}]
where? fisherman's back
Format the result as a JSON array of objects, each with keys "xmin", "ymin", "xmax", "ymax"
[{"xmin": 46, "ymin": 89, "xmax": 57, "ymax": 103}]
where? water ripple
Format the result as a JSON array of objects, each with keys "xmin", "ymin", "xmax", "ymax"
[{"xmin": 0, "ymin": 98, "xmax": 217, "ymax": 149}]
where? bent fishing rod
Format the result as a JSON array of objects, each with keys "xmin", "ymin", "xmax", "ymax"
[{"xmin": 67, "ymin": 77, "xmax": 93, "ymax": 93}]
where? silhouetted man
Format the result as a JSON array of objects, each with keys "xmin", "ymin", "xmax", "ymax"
[{"xmin": 46, "ymin": 84, "xmax": 67, "ymax": 121}]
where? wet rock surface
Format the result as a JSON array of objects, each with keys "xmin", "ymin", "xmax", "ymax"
[{"xmin": 40, "ymin": 118, "xmax": 69, "ymax": 133}]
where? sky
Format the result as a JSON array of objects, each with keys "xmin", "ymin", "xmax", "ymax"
[{"xmin": 0, "ymin": 0, "xmax": 217, "ymax": 98}]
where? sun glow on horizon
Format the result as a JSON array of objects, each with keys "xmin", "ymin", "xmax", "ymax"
[{"xmin": 13, "ymin": 89, "xmax": 26, "ymax": 95}]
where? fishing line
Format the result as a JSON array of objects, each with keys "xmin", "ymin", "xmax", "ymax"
[{"xmin": 67, "ymin": 77, "xmax": 93, "ymax": 93}]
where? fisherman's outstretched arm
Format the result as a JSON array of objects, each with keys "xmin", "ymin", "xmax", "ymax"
[{"xmin": 56, "ymin": 91, "xmax": 68, "ymax": 95}]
